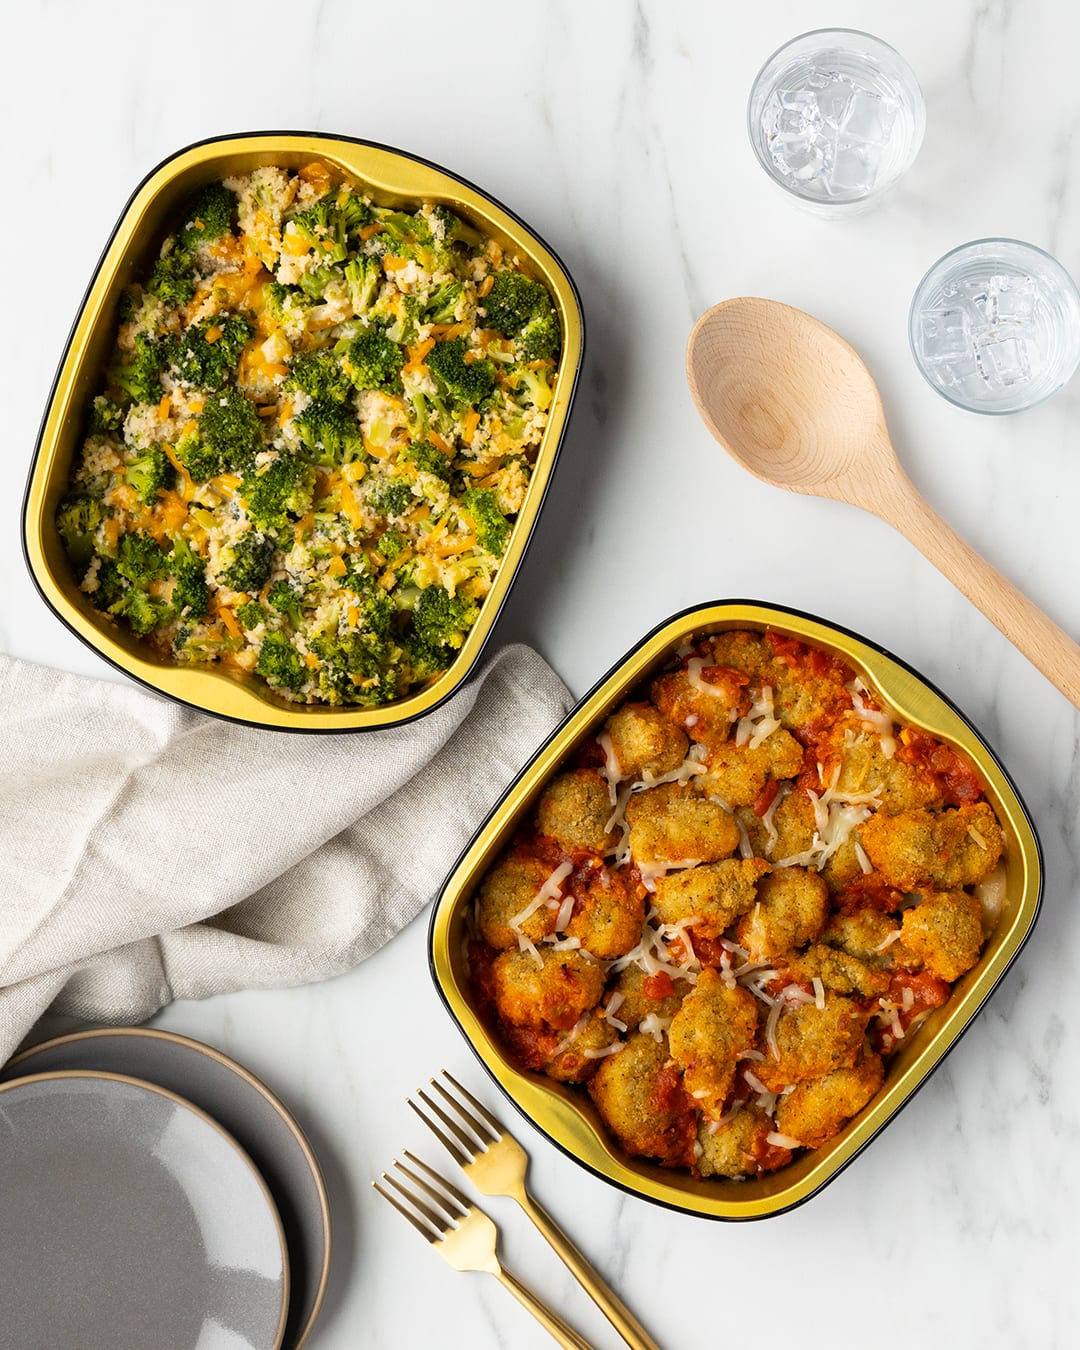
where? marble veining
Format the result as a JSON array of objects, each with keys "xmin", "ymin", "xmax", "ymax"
[{"xmin": 4, "ymin": 0, "xmax": 1080, "ymax": 1345}]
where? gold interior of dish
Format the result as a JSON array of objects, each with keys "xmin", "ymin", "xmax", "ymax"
[
  {"xmin": 24, "ymin": 133, "xmax": 583, "ymax": 730},
  {"xmin": 430, "ymin": 601, "xmax": 1042, "ymax": 1219}
]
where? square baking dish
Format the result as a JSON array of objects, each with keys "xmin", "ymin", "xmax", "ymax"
[
  {"xmin": 429, "ymin": 600, "xmax": 1043, "ymax": 1219},
  {"xmin": 23, "ymin": 132, "xmax": 583, "ymax": 731}
]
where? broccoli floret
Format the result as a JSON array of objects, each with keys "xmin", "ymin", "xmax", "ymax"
[
  {"xmin": 125, "ymin": 446, "xmax": 174, "ymax": 505},
  {"xmin": 482, "ymin": 271, "xmax": 552, "ymax": 337},
  {"xmin": 463, "ymin": 488, "xmax": 511, "ymax": 556},
  {"xmin": 179, "ymin": 183, "xmax": 237, "ymax": 252},
  {"xmin": 234, "ymin": 599, "xmax": 266, "ymax": 630},
  {"xmin": 370, "ymin": 208, "xmax": 433, "ymax": 263},
  {"xmin": 291, "ymin": 189, "xmax": 372, "ymax": 261},
  {"xmin": 422, "ymin": 279, "xmax": 464, "ymax": 324},
  {"xmin": 219, "ymin": 530, "xmax": 274, "ymax": 593},
  {"xmin": 517, "ymin": 307, "xmax": 560, "ymax": 362},
  {"xmin": 367, "ymin": 478, "xmax": 413, "ymax": 520},
  {"xmin": 311, "ymin": 626, "xmax": 400, "ymax": 705},
  {"xmin": 298, "ymin": 261, "xmax": 346, "ymax": 301},
  {"xmin": 403, "ymin": 440, "xmax": 453, "ymax": 482},
  {"xmin": 429, "ymin": 205, "xmax": 484, "ymax": 253},
  {"xmin": 92, "ymin": 558, "xmax": 126, "ymax": 609},
  {"xmin": 412, "ymin": 584, "xmax": 478, "ymax": 649},
  {"xmin": 512, "ymin": 364, "xmax": 554, "ymax": 413},
  {"xmin": 196, "ymin": 386, "xmax": 263, "ymax": 471},
  {"xmin": 266, "ymin": 281, "xmax": 313, "ymax": 328},
  {"xmin": 168, "ymin": 536, "xmax": 210, "ymax": 618},
  {"xmin": 240, "ymin": 455, "xmax": 316, "ymax": 533},
  {"xmin": 344, "ymin": 254, "xmax": 382, "ymax": 315},
  {"xmin": 285, "ymin": 350, "xmax": 352, "ymax": 402},
  {"xmin": 176, "ymin": 431, "xmax": 226, "ymax": 484},
  {"xmin": 116, "ymin": 531, "xmax": 170, "ymax": 586},
  {"xmin": 169, "ymin": 315, "xmax": 252, "ymax": 391},
  {"xmin": 255, "ymin": 631, "xmax": 306, "ymax": 693},
  {"xmin": 56, "ymin": 494, "xmax": 103, "ymax": 571},
  {"xmin": 147, "ymin": 248, "xmax": 196, "ymax": 308},
  {"xmin": 377, "ymin": 528, "xmax": 406, "ymax": 562},
  {"xmin": 109, "ymin": 588, "xmax": 172, "ymax": 636},
  {"xmin": 426, "ymin": 337, "xmax": 495, "ymax": 407},
  {"xmin": 343, "ymin": 326, "xmax": 405, "ymax": 391},
  {"xmin": 292, "ymin": 398, "xmax": 363, "ymax": 466},
  {"xmin": 109, "ymin": 334, "xmax": 166, "ymax": 405},
  {"xmin": 267, "ymin": 578, "xmax": 304, "ymax": 627},
  {"xmin": 88, "ymin": 395, "xmax": 124, "ymax": 435}
]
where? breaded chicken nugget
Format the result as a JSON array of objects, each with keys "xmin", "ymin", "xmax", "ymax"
[
  {"xmin": 492, "ymin": 947, "xmax": 606, "ymax": 1030},
  {"xmin": 668, "ymin": 970, "xmax": 759, "ymax": 1117},
  {"xmin": 755, "ymin": 991, "xmax": 870, "ymax": 1092},
  {"xmin": 785, "ymin": 942, "xmax": 890, "ymax": 998},
  {"xmin": 650, "ymin": 668, "xmax": 746, "ymax": 742},
  {"xmin": 603, "ymin": 702, "xmax": 688, "ymax": 779},
  {"xmin": 824, "ymin": 728, "xmax": 943, "ymax": 813},
  {"xmin": 537, "ymin": 768, "xmax": 616, "ymax": 853},
  {"xmin": 736, "ymin": 866, "xmax": 829, "ymax": 960},
  {"xmin": 699, "ymin": 728, "xmax": 804, "ymax": 808},
  {"xmin": 476, "ymin": 853, "xmax": 557, "ymax": 950},
  {"xmin": 625, "ymin": 783, "xmax": 740, "ymax": 864},
  {"xmin": 565, "ymin": 863, "xmax": 646, "ymax": 958},
  {"xmin": 860, "ymin": 802, "xmax": 1003, "ymax": 891},
  {"xmin": 588, "ymin": 1032, "xmax": 697, "ymax": 1165},
  {"xmin": 901, "ymin": 890, "xmax": 984, "ymax": 981},
  {"xmin": 821, "ymin": 908, "xmax": 921, "ymax": 972},
  {"xmin": 544, "ymin": 1012, "xmax": 621, "ymax": 1084},
  {"xmin": 696, "ymin": 1104, "xmax": 790, "ymax": 1178},
  {"xmin": 775, "ymin": 1053, "xmax": 884, "ymax": 1148},
  {"xmin": 609, "ymin": 966, "xmax": 691, "ymax": 1031},
  {"xmin": 654, "ymin": 857, "xmax": 770, "ymax": 937}
]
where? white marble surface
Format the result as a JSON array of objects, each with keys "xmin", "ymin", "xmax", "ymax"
[{"xmin": 3, "ymin": 1, "xmax": 1080, "ymax": 1346}]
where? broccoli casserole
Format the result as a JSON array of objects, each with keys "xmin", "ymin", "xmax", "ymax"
[
  {"xmin": 56, "ymin": 164, "xmax": 561, "ymax": 705},
  {"xmin": 467, "ymin": 628, "xmax": 1007, "ymax": 1179}
]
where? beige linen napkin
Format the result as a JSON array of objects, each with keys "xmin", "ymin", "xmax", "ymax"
[{"xmin": 0, "ymin": 644, "xmax": 572, "ymax": 1064}]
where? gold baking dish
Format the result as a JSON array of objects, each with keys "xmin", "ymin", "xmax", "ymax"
[
  {"xmin": 22, "ymin": 132, "xmax": 583, "ymax": 731},
  {"xmin": 429, "ymin": 600, "xmax": 1043, "ymax": 1219}
]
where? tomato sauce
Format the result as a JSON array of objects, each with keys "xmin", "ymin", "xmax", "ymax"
[{"xmin": 896, "ymin": 726, "xmax": 984, "ymax": 806}]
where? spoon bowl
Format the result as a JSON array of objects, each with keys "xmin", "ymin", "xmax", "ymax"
[{"xmin": 686, "ymin": 296, "xmax": 1080, "ymax": 709}]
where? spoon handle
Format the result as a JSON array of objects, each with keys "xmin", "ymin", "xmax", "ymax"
[{"xmin": 882, "ymin": 471, "xmax": 1080, "ymax": 709}]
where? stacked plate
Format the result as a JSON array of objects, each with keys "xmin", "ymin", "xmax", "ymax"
[{"xmin": 0, "ymin": 1029, "xmax": 331, "ymax": 1349}]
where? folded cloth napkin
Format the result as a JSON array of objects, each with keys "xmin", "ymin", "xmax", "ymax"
[{"xmin": 0, "ymin": 644, "xmax": 572, "ymax": 1064}]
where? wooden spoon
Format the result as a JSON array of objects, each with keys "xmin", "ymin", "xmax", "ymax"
[{"xmin": 686, "ymin": 296, "xmax": 1080, "ymax": 710}]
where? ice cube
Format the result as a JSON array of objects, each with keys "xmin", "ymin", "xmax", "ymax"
[
  {"xmin": 918, "ymin": 308, "xmax": 971, "ymax": 366},
  {"xmin": 841, "ymin": 89, "xmax": 897, "ymax": 146},
  {"xmin": 826, "ymin": 140, "xmax": 879, "ymax": 195},
  {"xmin": 771, "ymin": 138, "xmax": 830, "ymax": 182},
  {"xmin": 810, "ymin": 75, "xmax": 855, "ymax": 127},
  {"xmin": 988, "ymin": 274, "xmax": 1038, "ymax": 328},
  {"xmin": 975, "ymin": 334, "xmax": 1034, "ymax": 387}
]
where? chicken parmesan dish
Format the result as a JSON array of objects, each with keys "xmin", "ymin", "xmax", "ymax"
[
  {"xmin": 468, "ymin": 628, "xmax": 1007, "ymax": 1179},
  {"xmin": 56, "ymin": 164, "xmax": 560, "ymax": 705}
]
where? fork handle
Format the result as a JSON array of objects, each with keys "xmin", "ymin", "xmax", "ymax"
[
  {"xmin": 517, "ymin": 1192, "xmax": 662, "ymax": 1350},
  {"xmin": 494, "ymin": 1267, "xmax": 595, "ymax": 1350}
]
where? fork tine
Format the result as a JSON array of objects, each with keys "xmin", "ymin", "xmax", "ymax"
[
  {"xmin": 416, "ymin": 1087, "xmax": 487, "ymax": 1158},
  {"xmin": 442, "ymin": 1074, "xmax": 502, "ymax": 1139},
  {"xmin": 382, "ymin": 1168, "xmax": 454, "ymax": 1233},
  {"xmin": 436, "ymin": 1073, "xmax": 501, "ymax": 1145},
  {"xmin": 408, "ymin": 1094, "xmax": 471, "ymax": 1166},
  {"xmin": 402, "ymin": 1151, "xmax": 472, "ymax": 1209},
  {"xmin": 372, "ymin": 1178, "xmax": 439, "ymax": 1243}
]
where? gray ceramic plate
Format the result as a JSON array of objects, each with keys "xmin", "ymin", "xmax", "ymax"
[
  {"xmin": 1, "ymin": 1029, "xmax": 331, "ymax": 1349},
  {"xmin": 0, "ymin": 1071, "xmax": 289, "ymax": 1349}
]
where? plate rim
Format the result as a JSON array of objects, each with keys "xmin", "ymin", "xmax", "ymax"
[
  {"xmin": 5, "ymin": 1027, "xmax": 331, "ymax": 1349},
  {"xmin": 0, "ymin": 1066, "xmax": 292, "ymax": 1350}
]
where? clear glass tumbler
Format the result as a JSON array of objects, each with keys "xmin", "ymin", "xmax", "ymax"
[
  {"xmin": 909, "ymin": 239, "xmax": 1080, "ymax": 414},
  {"xmin": 747, "ymin": 29, "xmax": 925, "ymax": 214}
]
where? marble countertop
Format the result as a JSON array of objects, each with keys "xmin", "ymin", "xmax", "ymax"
[{"xmin": 3, "ymin": 1, "xmax": 1079, "ymax": 1346}]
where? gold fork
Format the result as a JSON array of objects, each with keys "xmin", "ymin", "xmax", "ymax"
[
  {"xmin": 410, "ymin": 1073, "xmax": 661, "ymax": 1350},
  {"xmin": 373, "ymin": 1153, "xmax": 593, "ymax": 1350}
]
